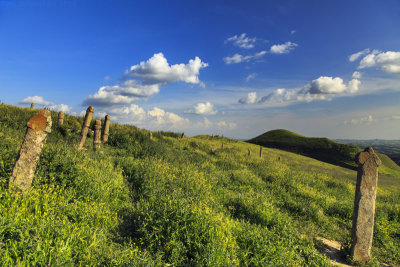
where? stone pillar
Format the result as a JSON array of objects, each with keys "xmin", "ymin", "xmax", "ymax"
[
  {"xmin": 30, "ymin": 103, "xmax": 34, "ymax": 109},
  {"xmin": 93, "ymin": 119, "xmax": 101, "ymax": 150},
  {"xmin": 102, "ymin": 114, "xmax": 110, "ymax": 143},
  {"xmin": 78, "ymin": 106, "xmax": 94, "ymax": 149},
  {"xmin": 248, "ymin": 148, "xmax": 251, "ymax": 156},
  {"xmin": 259, "ymin": 146, "xmax": 263, "ymax": 158},
  {"xmin": 9, "ymin": 110, "xmax": 52, "ymax": 192},
  {"xmin": 149, "ymin": 131, "xmax": 153, "ymax": 140},
  {"xmin": 350, "ymin": 147, "xmax": 381, "ymax": 263},
  {"xmin": 181, "ymin": 132, "xmax": 185, "ymax": 138},
  {"xmin": 221, "ymin": 143, "xmax": 224, "ymax": 149},
  {"xmin": 58, "ymin": 111, "xmax": 64, "ymax": 125}
]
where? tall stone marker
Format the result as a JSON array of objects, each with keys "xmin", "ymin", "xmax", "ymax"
[
  {"xmin": 350, "ymin": 147, "xmax": 381, "ymax": 263},
  {"xmin": 58, "ymin": 111, "xmax": 64, "ymax": 125},
  {"xmin": 78, "ymin": 106, "xmax": 94, "ymax": 149},
  {"xmin": 181, "ymin": 132, "xmax": 185, "ymax": 138},
  {"xmin": 102, "ymin": 114, "xmax": 110, "ymax": 143},
  {"xmin": 149, "ymin": 131, "xmax": 153, "ymax": 140},
  {"xmin": 248, "ymin": 148, "xmax": 251, "ymax": 156},
  {"xmin": 93, "ymin": 119, "xmax": 101, "ymax": 150},
  {"xmin": 30, "ymin": 103, "xmax": 34, "ymax": 110},
  {"xmin": 9, "ymin": 109, "xmax": 52, "ymax": 192},
  {"xmin": 259, "ymin": 146, "xmax": 263, "ymax": 158}
]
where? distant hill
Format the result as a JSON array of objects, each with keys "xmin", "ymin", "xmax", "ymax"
[
  {"xmin": 336, "ymin": 139, "xmax": 400, "ymax": 166},
  {"xmin": 248, "ymin": 129, "xmax": 400, "ymax": 174}
]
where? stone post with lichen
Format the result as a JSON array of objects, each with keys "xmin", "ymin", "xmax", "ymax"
[
  {"xmin": 78, "ymin": 106, "xmax": 94, "ymax": 149},
  {"xmin": 58, "ymin": 111, "xmax": 64, "ymax": 125},
  {"xmin": 30, "ymin": 103, "xmax": 34, "ymax": 109},
  {"xmin": 181, "ymin": 132, "xmax": 185, "ymax": 138},
  {"xmin": 93, "ymin": 119, "xmax": 101, "ymax": 150},
  {"xmin": 9, "ymin": 109, "xmax": 52, "ymax": 192},
  {"xmin": 149, "ymin": 131, "xmax": 153, "ymax": 140},
  {"xmin": 248, "ymin": 148, "xmax": 251, "ymax": 156},
  {"xmin": 102, "ymin": 114, "xmax": 110, "ymax": 143},
  {"xmin": 259, "ymin": 146, "xmax": 263, "ymax": 158},
  {"xmin": 350, "ymin": 147, "xmax": 381, "ymax": 263}
]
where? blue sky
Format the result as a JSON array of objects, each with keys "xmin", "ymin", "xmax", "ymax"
[{"xmin": 1, "ymin": 0, "xmax": 400, "ymax": 139}]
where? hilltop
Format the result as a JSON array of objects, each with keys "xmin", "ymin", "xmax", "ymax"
[
  {"xmin": 0, "ymin": 104, "xmax": 399, "ymax": 266},
  {"xmin": 248, "ymin": 129, "xmax": 400, "ymax": 177}
]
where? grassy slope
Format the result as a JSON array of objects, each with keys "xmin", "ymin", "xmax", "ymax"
[
  {"xmin": 0, "ymin": 104, "xmax": 399, "ymax": 266},
  {"xmin": 248, "ymin": 129, "xmax": 400, "ymax": 178}
]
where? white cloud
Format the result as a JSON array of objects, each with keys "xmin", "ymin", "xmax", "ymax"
[
  {"xmin": 126, "ymin": 52, "xmax": 208, "ymax": 84},
  {"xmin": 147, "ymin": 107, "xmax": 188, "ymax": 126},
  {"xmin": 245, "ymin": 73, "xmax": 256, "ymax": 81},
  {"xmin": 19, "ymin": 96, "xmax": 72, "ymax": 113},
  {"xmin": 349, "ymin": 48, "xmax": 370, "ymax": 62},
  {"xmin": 270, "ymin": 41, "xmax": 298, "ymax": 54},
  {"xmin": 19, "ymin": 96, "xmax": 52, "ymax": 106},
  {"xmin": 217, "ymin": 121, "xmax": 237, "ymax": 130},
  {"xmin": 358, "ymin": 50, "xmax": 400, "ymax": 74},
  {"xmin": 239, "ymin": 92, "xmax": 258, "ymax": 104},
  {"xmin": 290, "ymin": 30, "xmax": 296, "ymax": 35},
  {"xmin": 254, "ymin": 76, "xmax": 360, "ymax": 105},
  {"xmin": 344, "ymin": 115, "xmax": 375, "ymax": 125},
  {"xmin": 225, "ymin": 33, "xmax": 256, "ymax": 49},
  {"xmin": 85, "ymin": 53, "xmax": 208, "ymax": 107},
  {"xmin": 184, "ymin": 101, "xmax": 217, "ymax": 115},
  {"xmin": 352, "ymin": 71, "xmax": 362, "ymax": 79},
  {"xmin": 223, "ymin": 50, "xmax": 267, "ymax": 64}
]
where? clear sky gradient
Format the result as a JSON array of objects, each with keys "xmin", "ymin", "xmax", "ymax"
[{"xmin": 1, "ymin": 0, "xmax": 400, "ymax": 139}]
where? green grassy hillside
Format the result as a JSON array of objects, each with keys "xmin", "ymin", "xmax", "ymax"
[
  {"xmin": 1, "ymin": 104, "xmax": 399, "ymax": 266},
  {"xmin": 248, "ymin": 129, "xmax": 400, "ymax": 177}
]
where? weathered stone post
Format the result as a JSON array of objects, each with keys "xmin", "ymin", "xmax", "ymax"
[
  {"xmin": 149, "ymin": 131, "xmax": 153, "ymax": 140},
  {"xmin": 58, "ymin": 111, "xmax": 64, "ymax": 125},
  {"xmin": 102, "ymin": 114, "xmax": 110, "ymax": 143},
  {"xmin": 350, "ymin": 147, "xmax": 381, "ymax": 263},
  {"xmin": 248, "ymin": 148, "xmax": 251, "ymax": 156},
  {"xmin": 181, "ymin": 132, "xmax": 185, "ymax": 138},
  {"xmin": 30, "ymin": 103, "xmax": 34, "ymax": 110},
  {"xmin": 78, "ymin": 106, "xmax": 94, "ymax": 149},
  {"xmin": 93, "ymin": 119, "xmax": 101, "ymax": 150},
  {"xmin": 259, "ymin": 146, "xmax": 263, "ymax": 158},
  {"xmin": 9, "ymin": 110, "xmax": 52, "ymax": 192},
  {"xmin": 221, "ymin": 143, "xmax": 224, "ymax": 149}
]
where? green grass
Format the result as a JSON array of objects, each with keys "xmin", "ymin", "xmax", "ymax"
[{"xmin": 0, "ymin": 104, "xmax": 399, "ymax": 266}]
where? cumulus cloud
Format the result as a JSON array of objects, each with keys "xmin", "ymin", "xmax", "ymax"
[
  {"xmin": 125, "ymin": 53, "xmax": 208, "ymax": 85},
  {"xmin": 245, "ymin": 73, "xmax": 256, "ymax": 81},
  {"xmin": 239, "ymin": 92, "xmax": 258, "ymax": 104},
  {"xmin": 225, "ymin": 33, "xmax": 257, "ymax": 49},
  {"xmin": 349, "ymin": 48, "xmax": 370, "ymax": 62},
  {"xmin": 223, "ymin": 51, "xmax": 267, "ymax": 64},
  {"xmin": 184, "ymin": 102, "xmax": 217, "ymax": 115},
  {"xmin": 241, "ymin": 76, "xmax": 361, "ymax": 106},
  {"xmin": 270, "ymin": 41, "xmax": 298, "ymax": 54},
  {"xmin": 290, "ymin": 30, "xmax": 296, "ymax": 35},
  {"xmin": 19, "ymin": 96, "xmax": 52, "ymax": 106},
  {"xmin": 84, "ymin": 53, "xmax": 208, "ymax": 107},
  {"xmin": 19, "ymin": 96, "xmax": 72, "ymax": 113},
  {"xmin": 352, "ymin": 71, "xmax": 362, "ymax": 79},
  {"xmin": 217, "ymin": 121, "xmax": 237, "ymax": 130},
  {"xmin": 358, "ymin": 50, "xmax": 400, "ymax": 74},
  {"xmin": 344, "ymin": 115, "xmax": 375, "ymax": 125}
]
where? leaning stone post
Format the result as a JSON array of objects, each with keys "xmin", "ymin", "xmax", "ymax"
[
  {"xmin": 78, "ymin": 106, "xmax": 94, "ymax": 149},
  {"xmin": 248, "ymin": 148, "xmax": 251, "ymax": 156},
  {"xmin": 9, "ymin": 110, "xmax": 52, "ymax": 192},
  {"xmin": 30, "ymin": 103, "xmax": 34, "ymax": 110},
  {"xmin": 93, "ymin": 119, "xmax": 101, "ymax": 150},
  {"xmin": 181, "ymin": 132, "xmax": 185, "ymax": 138},
  {"xmin": 102, "ymin": 114, "xmax": 110, "ymax": 143},
  {"xmin": 350, "ymin": 147, "xmax": 381, "ymax": 263},
  {"xmin": 259, "ymin": 146, "xmax": 263, "ymax": 158},
  {"xmin": 149, "ymin": 131, "xmax": 153, "ymax": 140},
  {"xmin": 58, "ymin": 111, "xmax": 64, "ymax": 125}
]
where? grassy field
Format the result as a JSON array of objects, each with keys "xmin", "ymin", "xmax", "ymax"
[{"xmin": 0, "ymin": 104, "xmax": 399, "ymax": 266}]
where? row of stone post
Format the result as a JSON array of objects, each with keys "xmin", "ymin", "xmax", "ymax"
[{"xmin": 78, "ymin": 106, "xmax": 110, "ymax": 150}]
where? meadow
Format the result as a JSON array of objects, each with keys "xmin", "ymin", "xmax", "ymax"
[{"xmin": 0, "ymin": 103, "xmax": 399, "ymax": 266}]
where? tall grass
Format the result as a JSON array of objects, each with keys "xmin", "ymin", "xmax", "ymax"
[{"xmin": 0, "ymin": 104, "xmax": 399, "ymax": 266}]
